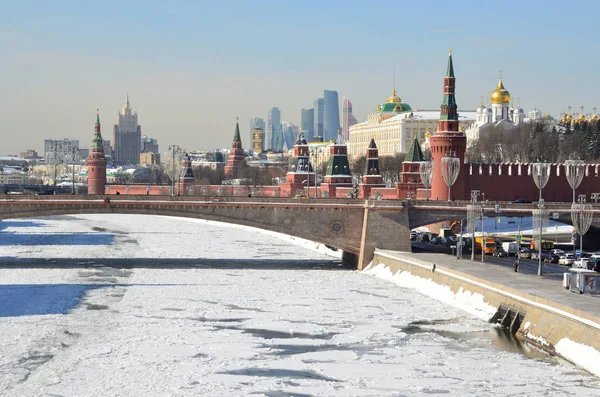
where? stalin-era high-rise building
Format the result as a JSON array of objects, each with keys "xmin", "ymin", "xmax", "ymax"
[
  {"xmin": 87, "ymin": 109, "xmax": 107, "ymax": 195},
  {"xmin": 113, "ymin": 94, "xmax": 142, "ymax": 165}
]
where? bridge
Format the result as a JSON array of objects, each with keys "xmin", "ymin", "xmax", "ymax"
[{"xmin": 1, "ymin": 196, "xmax": 598, "ymax": 269}]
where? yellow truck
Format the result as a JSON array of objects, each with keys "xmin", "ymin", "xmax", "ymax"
[{"xmin": 475, "ymin": 237, "xmax": 497, "ymax": 255}]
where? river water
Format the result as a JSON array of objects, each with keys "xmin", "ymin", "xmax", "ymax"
[{"xmin": 0, "ymin": 214, "xmax": 599, "ymax": 396}]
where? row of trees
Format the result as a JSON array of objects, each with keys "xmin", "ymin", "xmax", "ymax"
[
  {"xmin": 349, "ymin": 153, "xmax": 407, "ymax": 187},
  {"xmin": 466, "ymin": 120, "xmax": 600, "ymax": 164},
  {"xmin": 120, "ymin": 163, "xmax": 287, "ymax": 187}
]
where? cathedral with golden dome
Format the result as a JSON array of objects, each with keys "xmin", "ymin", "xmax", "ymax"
[
  {"xmin": 560, "ymin": 105, "xmax": 598, "ymax": 128},
  {"xmin": 465, "ymin": 76, "xmax": 529, "ymax": 147},
  {"xmin": 474, "ymin": 76, "xmax": 525, "ymax": 127}
]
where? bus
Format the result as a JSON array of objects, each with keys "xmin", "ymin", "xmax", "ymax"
[{"xmin": 519, "ymin": 238, "xmax": 554, "ymax": 251}]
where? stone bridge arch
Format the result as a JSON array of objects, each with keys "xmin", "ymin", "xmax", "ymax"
[{"xmin": 0, "ymin": 197, "xmax": 414, "ymax": 268}]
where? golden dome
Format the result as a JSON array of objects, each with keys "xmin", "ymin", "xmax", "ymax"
[
  {"xmin": 385, "ymin": 89, "xmax": 402, "ymax": 103},
  {"xmin": 490, "ymin": 77, "xmax": 511, "ymax": 104},
  {"xmin": 591, "ymin": 114, "xmax": 598, "ymax": 121}
]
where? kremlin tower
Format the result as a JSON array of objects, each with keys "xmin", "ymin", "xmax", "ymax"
[
  {"xmin": 358, "ymin": 137, "xmax": 385, "ymax": 198},
  {"xmin": 320, "ymin": 132, "xmax": 353, "ymax": 198},
  {"xmin": 429, "ymin": 50, "xmax": 466, "ymax": 201},
  {"xmin": 224, "ymin": 118, "xmax": 246, "ymax": 178},
  {"xmin": 87, "ymin": 109, "xmax": 107, "ymax": 195},
  {"xmin": 280, "ymin": 130, "xmax": 315, "ymax": 197},
  {"xmin": 177, "ymin": 153, "xmax": 195, "ymax": 195}
]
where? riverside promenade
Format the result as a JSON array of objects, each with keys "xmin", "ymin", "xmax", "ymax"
[{"xmin": 371, "ymin": 249, "xmax": 600, "ymax": 377}]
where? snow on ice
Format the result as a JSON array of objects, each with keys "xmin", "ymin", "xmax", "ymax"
[{"xmin": 0, "ymin": 214, "xmax": 599, "ymax": 396}]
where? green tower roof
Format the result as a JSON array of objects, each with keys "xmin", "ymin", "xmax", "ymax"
[
  {"xmin": 446, "ymin": 49, "xmax": 455, "ymax": 78},
  {"xmin": 405, "ymin": 136, "xmax": 424, "ymax": 162},
  {"xmin": 233, "ymin": 118, "xmax": 241, "ymax": 144},
  {"xmin": 378, "ymin": 102, "xmax": 412, "ymax": 113}
]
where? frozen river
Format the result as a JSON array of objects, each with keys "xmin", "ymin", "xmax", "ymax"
[{"xmin": 0, "ymin": 214, "xmax": 599, "ymax": 396}]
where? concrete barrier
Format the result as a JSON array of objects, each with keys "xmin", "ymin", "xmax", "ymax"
[{"xmin": 369, "ymin": 250, "xmax": 600, "ymax": 377}]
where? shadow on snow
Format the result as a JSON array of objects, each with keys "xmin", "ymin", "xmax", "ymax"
[{"xmin": 0, "ymin": 257, "xmax": 349, "ymax": 270}]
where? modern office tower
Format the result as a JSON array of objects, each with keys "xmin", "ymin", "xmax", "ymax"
[
  {"xmin": 281, "ymin": 122, "xmax": 300, "ymax": 151},
  {"xmin": 44, "ymin": 138, "xmax": 79, "ymax": 160},
  {"xmin": 342, "ymin": 97, "xmax": 358, "ymax": 142},
  {"xmin": 113, "ymin": 94, "xmax": 142, "ymax": 165},
  {"xmin": 323, "ymin": 90, "xmax": 340, "ymax": 142},
  {"xmin": 267, "ymin": 107, "xmax": 282, "ymax": 152},
  {"xmin": 252, "ymin": 127, "xmax": 264, "ymax": 153},
  {"xmin": 313, "ymin": 97, "xmax": 324, "ymax": 139},
  {"xmin": 301, "ymin": 108, "xmax": 314, "ymax": 139},
  {"xmin": 249, "ymin": 117, "xmax": 265, "ymax": 150},
  {"xmin": 141, "ymin": 135, "xmax": 159, "ymax": 154}
]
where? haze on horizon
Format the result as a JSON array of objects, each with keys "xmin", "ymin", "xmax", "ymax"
[{"xmin": 0, "ymin": 0, "xmax": 598, "ymax": 155}]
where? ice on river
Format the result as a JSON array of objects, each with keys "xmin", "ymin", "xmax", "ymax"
[{"xmin": 0, "ymin": 214, "xmax": 599, "ymax": 397}]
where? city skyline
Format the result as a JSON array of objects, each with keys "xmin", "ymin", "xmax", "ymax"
[{"xmin": 1, "ymin": 1, "xmax": 599, "ymax": 154}]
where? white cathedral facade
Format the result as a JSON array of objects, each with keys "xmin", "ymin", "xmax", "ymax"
[{"xmin": 465, "ymin": 77, "xmax": 539, "ymax": 146}]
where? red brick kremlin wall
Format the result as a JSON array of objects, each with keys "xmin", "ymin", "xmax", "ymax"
[{"xmin": 104, "ymin": 162, "xmax": 600, "ymax": 201}]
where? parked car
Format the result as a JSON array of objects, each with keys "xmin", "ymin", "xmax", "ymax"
[
  {"xmin": 513, "ymin": 199, "xmax": 532, "ymax": 204},
  {"xmin": 588, "ymin": 257, "xmax": 600, "ymax": 271},
  {"xmin": 430, "ymin": 237, "xmax": 443, "ymax": 245},
  {"xmin": 493, "ymin": 248, "xmax": 508, "ymax": 258},
  {"xmin": 531, "ymin": 251, "xmax": 550, "ymax": 261},
  {"xmin": 518, "ymin": 248, "xmax": 532, "ymax": 259},
  {"xmin": 579, "ymin": 252, "xmax": 592, "ymax": 259},
  {"xmin": 574, "ymin": 258, "xmax": 590, "ymax": 269},
  {"xmin": 551, "ymin": 249, "xmax": 565, "ymax": 256},
  {"xmin": 545, "ymin": 254, "xmax": 560, "ymax": 263},
  {"xmin": 559, "ymin": 254, "xmax": 576, "ymax": 266}
]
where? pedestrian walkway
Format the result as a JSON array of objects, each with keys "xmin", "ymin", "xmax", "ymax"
[{"xmin": 377, "ymin": 250, "xmax": 600, "ymax": 318}]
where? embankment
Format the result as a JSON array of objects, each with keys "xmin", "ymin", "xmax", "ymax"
[{"xmin": 367, "ymin": 250, "xmax": 600, "ymax": 377}]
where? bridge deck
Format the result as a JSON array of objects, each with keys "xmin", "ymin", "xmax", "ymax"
[{"xmin": 377, "ymin": 250, "xmax": 600, "ymax": 319}]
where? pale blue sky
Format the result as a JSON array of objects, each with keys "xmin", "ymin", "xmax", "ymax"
[{"xmin": 0, "ymin": 0, "xmax": 598, "ymax": 154}]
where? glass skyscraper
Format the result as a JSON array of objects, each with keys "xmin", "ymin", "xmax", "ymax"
[
  {"xmin": 267, "ymin": 107, "xmax": 283, "ymax": 152},
  {"xmin": 281, "ymin": 122, "xmax": 299, "ymax": 151},
  {"xmin": 301, "ymin": 108, "xmax": 314, "ymax": 139},
  {"xmin": 313, "ymin": 98, "xmax": 324, "ymax": 139},
  {"xmin": 323, "ymin": 90, "xmax": 340, "ymax": 143},
  {"xmin": 342, "ymin": 97, "xmax": 358, "ymax": 142}
]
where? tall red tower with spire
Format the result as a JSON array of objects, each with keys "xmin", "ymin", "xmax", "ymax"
[
  {"xmin": 429, "ymin": 50, "xmax": 467, "ymax": 201},
  {"xmin": 87, "ymin": 109, "xmax": 107, "ymax": 195},
  {"xmin": 224, "ymin": 117, "xmax": 246, "ymax": 178}
]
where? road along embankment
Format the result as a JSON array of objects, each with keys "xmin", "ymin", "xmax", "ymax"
[{"xmin": 366, "ymin": 250, "xmax": 600, "ymax": 377}]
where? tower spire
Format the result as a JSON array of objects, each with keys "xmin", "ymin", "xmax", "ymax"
[
  {"xmin": 446, "ymin": 48, "xmax": 455, "ymax": 78},
  {"xmin": 438, "ymin": 50, "xmax": 458, "ymax": 131},
  {"xmin": 233, "ymin": 116, "xmax": 241, "ymax": 144}
]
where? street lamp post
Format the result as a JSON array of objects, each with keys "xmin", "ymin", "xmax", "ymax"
[
  {"xmin": 571, "ymin": 194, "xmax": 593, "ymax": 256},
  {"xmin": 441, "ymin": 152, "xmax": 460, "ymax": 202},
  {"xmin": 565, "ymin": 160, "xmax": 586, "ymax": 203},
  {"xmin": 532, "ymin": 200, "xmax": 548, "ymax": 276},
  {"xmin": 481, "ymin": 203, "xmax": 485, "ymax": 264},
  {"xmin": 418, "ymin": 161, "xmax": 435, "ymax": 201},
  {"xmin": 70, "ymin": 146, "xmax": 78, "ymax": 195},
  {"xmin": 468, "ymin": 190, "xmax": 480, "ymax": 261},
  {"xmin": 310, "ymin": 147, "xmax": 323, "ymax": 199},
  {"xmin": 457, "ymin": 217, "xmax": 467, "ymax": 260},
  {"xmin": 532, "ymin": 163, "xmax": 551, "ymax": 203}
]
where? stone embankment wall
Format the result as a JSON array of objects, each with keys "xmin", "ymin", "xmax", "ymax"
[{"xmin": 370, "ymin": 251, "xmax": 600, "ymax": 377}]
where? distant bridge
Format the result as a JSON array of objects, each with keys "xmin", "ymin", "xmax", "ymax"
[{"xmin": 1, "ymin": 196, "xmax": 598, "ymax": 269}]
